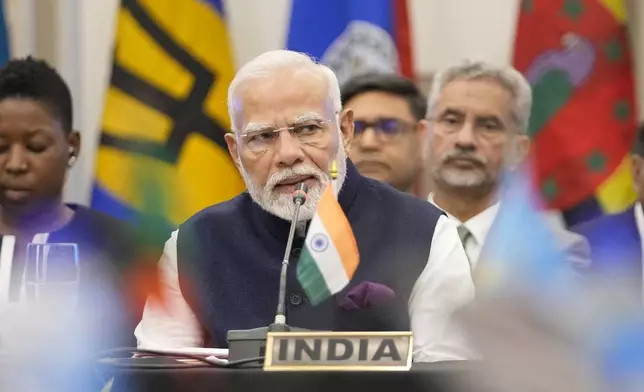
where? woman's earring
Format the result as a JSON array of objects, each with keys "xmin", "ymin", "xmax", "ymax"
[{"xmin": 68, "ymin": 147, "xmax": 76, "ymax": 167}]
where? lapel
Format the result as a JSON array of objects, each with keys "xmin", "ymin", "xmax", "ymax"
[
  {"xmin": 608, "ymin": 207, "xmax": 642, "ymax": 275},
  {"xmin": 577, "ymin": 207, "xmax": 642, "ymax": 306},
  {"xmin": 598, "ymin": 207, "xmax": 643, "ymax": 307}
]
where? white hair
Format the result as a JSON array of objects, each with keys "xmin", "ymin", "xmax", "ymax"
[
  {"xmin": 227, "ymin": 50, "xmax": 348, "ymax": 222},
  {"xmin": 227, "ymin": 50, "xmax": 342, "ymax": 133},
  {"xmin": 426, "ymin": 61, "xmax": 533, "ymax": 133}
]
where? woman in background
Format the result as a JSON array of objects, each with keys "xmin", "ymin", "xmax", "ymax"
[{"xmin": 0, "ymin": 56, "xmax": 160, "ymax": 350}]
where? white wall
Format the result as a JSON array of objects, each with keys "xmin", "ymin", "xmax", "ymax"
[{"xmin": 4, "ymin": 0, "xmax": 644, "ymax": 205}]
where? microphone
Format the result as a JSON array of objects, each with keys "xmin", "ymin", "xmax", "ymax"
[
  {"xmin": 273, "ymin": 182, "xmax": 308, "ymax": 327},
  {"xmin": 226, "ymin": 182, "xmax": 311, "ymax": 361},
  {"xmin": 291, "ymin": 183, "xmax": 308, "ymax": 205}
]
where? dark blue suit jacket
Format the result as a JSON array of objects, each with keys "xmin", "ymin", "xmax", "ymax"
[{"xmin": 571, "ymin": 206, "xmax": 642, "ymax": 300}]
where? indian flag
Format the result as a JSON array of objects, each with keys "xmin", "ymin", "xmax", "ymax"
[{"xmin": 297, "ymin": 184, "xmax": 359, "ymax": 306}]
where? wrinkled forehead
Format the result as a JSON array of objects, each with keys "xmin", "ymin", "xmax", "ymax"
[
  {"xmin": 234, "ymin": 68, "xmax": 335, "ymax": 132},
  {"xmin": 433, "ymin": 78, "xmax": 515, "ymax": 122}
]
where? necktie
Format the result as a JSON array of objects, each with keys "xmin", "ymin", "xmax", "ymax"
[{"xmin": 457, "ymin": 225, "xmax": 473, "ymax": 268}]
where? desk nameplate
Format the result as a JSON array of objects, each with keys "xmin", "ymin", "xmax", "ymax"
[{"xmin": 264, "ymin": 331, "xmax": 413, "ymax": 371}]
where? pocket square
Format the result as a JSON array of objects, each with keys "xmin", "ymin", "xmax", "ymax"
[{"xmin": 337, "ymin": 282, "xmax": 396, "ymax": 310}]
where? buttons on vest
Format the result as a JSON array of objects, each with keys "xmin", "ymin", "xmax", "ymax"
[
  {"xmin": 290, "ymin": 292, "xmax": 303, "ymax": 305},
  {"xmin": 291, "ymin": 247, "xmax": 301, "ymax": 258}
]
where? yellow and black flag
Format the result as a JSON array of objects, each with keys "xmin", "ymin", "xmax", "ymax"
[{"xmin": 92, "ymin": 0, "xmax": 244, "ymax": 227}]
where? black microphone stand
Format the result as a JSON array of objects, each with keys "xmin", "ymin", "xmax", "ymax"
[
  {"xmin": 226, "ymin": 183, "xmax": 310, "ymax": 361},
  {"xmin": 270, "ymin": 183, "xmax": 306, "ymax": 332}
]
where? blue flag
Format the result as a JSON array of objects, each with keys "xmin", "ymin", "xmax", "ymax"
[
  {"xmin": 0, "ymin": 0, "xmax": 10, "ymax": 65},
  {"xmin": 476, "ymin": 165, "xmax": 644, "ymax": 390},
  {"xmin": 474, "ymin": 166, "xmax": 576, "ymax": 300},
  {"xmin": 286, "ymin": 0, "xmax": 414, "ymax": 85}
]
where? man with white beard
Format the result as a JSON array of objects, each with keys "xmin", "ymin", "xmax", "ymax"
[{"xmin": 134, "ymin": 50, "xmax": 476, "ymax": 362}]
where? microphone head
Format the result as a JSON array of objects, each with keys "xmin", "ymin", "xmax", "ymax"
[{"xmin": 292, "ymin": 183, "xmax": 309, "ymax": 205}]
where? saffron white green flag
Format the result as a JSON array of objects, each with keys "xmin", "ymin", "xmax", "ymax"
[{"xmin": 297, "ymin": 184, "xmax": 359, "ymax": 305}]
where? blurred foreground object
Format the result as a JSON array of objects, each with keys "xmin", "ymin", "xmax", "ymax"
[
  {"xmin": 126, "ymin": 168, "xmax": 171, "ymax": 312},
  {"xmin": 461, "ymin": 165, "xmax": 644, "ymax": 391},
  {"xmin": 461, "ymin": 284, "xmax": 644, "ymax": 392},
  {"xmin": 1, "ymin": 282, "xmax": 118, "ymax": 391}
]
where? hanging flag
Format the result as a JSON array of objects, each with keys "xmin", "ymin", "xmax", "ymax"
[
  {"xmin": 513, "ymin": 0, "xmax": 637, "ymax": 227},
  {"xmin": 0, "ymin": 0, "xmax": 10, "ymax": 65},
  {"xmin": 286, "ymin": 0, "xmax": 415, "ymax": 86},
  {"xmin": 297, "ymin": 184, "xmax": 359, "ymax": 306},
  {"xmin": 92, "ymin": 0, "xmax": 245, "ymax": 227}
]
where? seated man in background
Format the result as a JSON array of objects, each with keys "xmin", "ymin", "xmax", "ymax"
[
  {"xmin": 341, "ymin": 73, "xmax": 427, "ymax": 195},
  {"xmin": 0, "ymin": 57, "xmax": 158, "ymax": 350},
  {"xmin": 571, "ymin": 122, "xmax": 644, "ymax": 304},
  {"xmin": 136, "ymin": 50, "xmax": 476, "ymax": 362},
  {"xmin": 425, "ymin": 60, "xmax": 589, "ymax": 271}
]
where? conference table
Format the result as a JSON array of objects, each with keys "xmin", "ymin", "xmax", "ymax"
[{"xmin": 100, "ymin": 358, "xmax": 487, "ymax": 392}]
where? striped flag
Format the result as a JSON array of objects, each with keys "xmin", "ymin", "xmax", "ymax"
[
  {"xmin": 513, "ymin": 0, "xmax": 637, "ymax": 226},
  {"xmin": 297, "ymin": 185, "xmax": 359, "ymax": 305}
]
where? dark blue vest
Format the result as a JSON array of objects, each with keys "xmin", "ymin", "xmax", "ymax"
[{"xmin": 177, "ymin": 162, "xmax": 444, "ymax": 347}]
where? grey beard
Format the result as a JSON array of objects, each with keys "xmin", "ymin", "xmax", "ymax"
[{"xmin": 239, "ymin": 147, "xmax": 348, "ymax": 222}]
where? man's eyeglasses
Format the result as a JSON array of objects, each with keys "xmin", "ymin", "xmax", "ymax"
[
  {"xmin": 353, "ymin": 118, "xmax": 415, "ymax": 139},
  {"xmin": 238, "ymin": 114, "xmax": 337, "ymax": 153}
]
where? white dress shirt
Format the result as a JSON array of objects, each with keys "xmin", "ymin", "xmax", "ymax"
[
  {"xmin": 0, "ymin": 233, "xmax": 49, "ymax": 304},
  {"xmin": 631, "ymin": 203, "xmax": 644, "ymax": 303},
  {"xmin": 134, "ymin": 215, "xmax": 477, "ymax": 362},
  {"xmin": 1, "ymin": 233, "xmax": 51, "ymax": 343},
  {"xmin": 427, "ymin": 193, "xmax": 500, "ymax": 269}
]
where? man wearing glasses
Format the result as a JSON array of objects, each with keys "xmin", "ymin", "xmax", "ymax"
[
  {"xmin": 135, "ymin": 50, "xmax": 476, "ymax": 362},
  {"xmin": 341, "ymin": 73, "xmax": 427, "ymax": 195}
]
